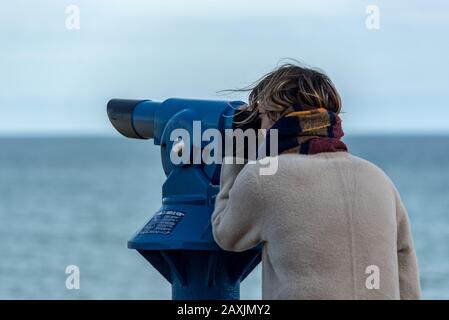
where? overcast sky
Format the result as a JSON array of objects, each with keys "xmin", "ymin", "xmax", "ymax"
[{"xmin": 1, "ymin": 0, "xmax": 449, "ymax": 135}]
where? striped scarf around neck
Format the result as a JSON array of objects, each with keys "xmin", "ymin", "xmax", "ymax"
[{"xmin": 262, "ymin": 104, "xmax": 348, "ymax": 157}]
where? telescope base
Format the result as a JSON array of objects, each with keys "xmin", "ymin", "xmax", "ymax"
[{"xmin": 138, "ymin": 249, "xmax": 261, "ymax": 300}]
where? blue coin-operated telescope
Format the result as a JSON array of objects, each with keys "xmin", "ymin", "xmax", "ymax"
[{"xmin": 107, "ymin": 98, "xmax": 261, "ymax": 299}]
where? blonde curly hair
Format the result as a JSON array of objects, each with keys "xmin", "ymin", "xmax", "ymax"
[{"xmin": 232, "ymin": 62, "xmax": 342, "ymax": 126}]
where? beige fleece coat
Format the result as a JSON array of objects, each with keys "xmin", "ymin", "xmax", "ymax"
[{"xmin": 211, "ymin": 152, "xmax": 421, "ymax": 299}]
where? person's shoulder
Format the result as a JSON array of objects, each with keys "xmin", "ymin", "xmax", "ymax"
[
  {"xmin": 346, "ymin": 153, "xmax": 384, "ymax": 172},
  {"xmin": 346, "ymin": 153, "xmax": 396, "ymax": 187}
]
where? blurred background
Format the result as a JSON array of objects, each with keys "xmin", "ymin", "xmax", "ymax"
[{"xmin": 0, "ymin": 0, "xmax": 448, "ymax": 299}]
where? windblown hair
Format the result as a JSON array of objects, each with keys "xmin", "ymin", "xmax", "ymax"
[{"xmin": 231, "ymin": 62, "xmax": 342, "ymax": 126}]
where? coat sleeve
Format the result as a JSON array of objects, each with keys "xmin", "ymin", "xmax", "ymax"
[
  {"xmin": 394, "ymin": 187, "xmax": 421, "ymax": 299},
  {"xmin": 211, "ymin": 161, "xmax": 264, "ymax": 252}
]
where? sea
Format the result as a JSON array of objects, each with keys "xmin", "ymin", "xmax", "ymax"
[{"xmin": 0, "ymin": 136, "xmax": 448, "ymax": 299}]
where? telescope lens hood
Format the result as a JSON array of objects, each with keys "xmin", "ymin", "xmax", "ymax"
[{"xmin": 107, "ymin": 99, "xmax": 147, "ymax": 139}]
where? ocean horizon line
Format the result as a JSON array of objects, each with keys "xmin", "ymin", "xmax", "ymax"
[{"xmin": 0, "ymin": 132, "xmax": 448, "ymax": 139}]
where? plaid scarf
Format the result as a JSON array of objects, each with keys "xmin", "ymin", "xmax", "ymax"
[{"xmin": 262, "ymin": 104, "xmax": 348, "ymax": 156}]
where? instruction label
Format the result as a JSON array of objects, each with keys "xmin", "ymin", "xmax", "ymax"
[{"xmin": 139, "ymin": 210, "xmax": 185, "ymax": 235}]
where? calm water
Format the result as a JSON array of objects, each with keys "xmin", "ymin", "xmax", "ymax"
[{"xmin": 0, "ymin": 136, "xmax": 448, "ymax": 299}]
